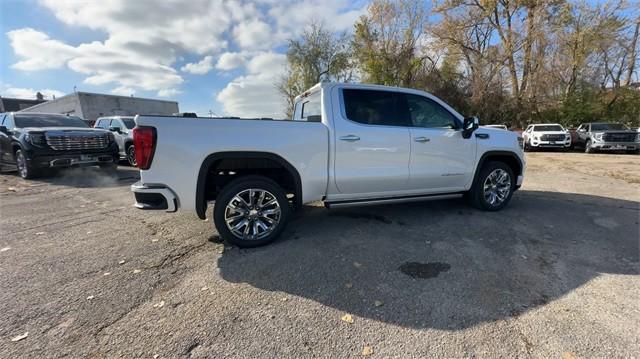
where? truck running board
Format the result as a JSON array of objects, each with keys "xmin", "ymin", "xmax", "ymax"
[{"xmin": 324, "ymin": 192, "xmax": 464, "ymax": 209}]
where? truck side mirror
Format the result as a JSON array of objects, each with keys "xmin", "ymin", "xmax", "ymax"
[
  {"xmin": 0, "ymin": 125, "xmax": 7, "ymax": 134},
  {"xmin": 109, "ymin": 126, "xmax": 122, "ymax": 133},
  {"xmin": 462, "ymin": 116, "xmax": 479, "ymax": 139}
]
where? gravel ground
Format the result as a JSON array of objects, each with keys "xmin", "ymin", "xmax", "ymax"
[{"xmin": 0, "ymin": 152, "xmax": 638, "ymax": 358}]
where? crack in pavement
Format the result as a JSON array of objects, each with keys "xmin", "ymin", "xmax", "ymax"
[
  {"xmin": 5, "ymin": 209, "xmax": 124, "ymax": 235},
  {"xmin": 91, "ymin": 239, "xmax": 210, "ymax": 341}
]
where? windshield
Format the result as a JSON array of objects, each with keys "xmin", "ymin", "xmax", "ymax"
[
  {"xmin": 122, "ymin": 119, "xmax": 136, "ymax": 129},
  {"xmin": 591, "ymin": 123, "xmax": 627, "ymax": 131},
  {"xmin": 15, "ymin": 115, "xmax": 89, "ymax": 128},
  {"xmin": 533, "ymin": 125, "xmax": 564, "ymax": 132}
]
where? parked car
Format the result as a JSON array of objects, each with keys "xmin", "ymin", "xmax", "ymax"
[
  {"xmin": 522, "ymin": 123, "xmax": 571, "ymax": 151},
  {"xmin": 483, "ymin": 124, "xmax": 509, "ymax": 130},
  {"xmin": 574, "ymin": 122, "xmax": 639, "ymax": 154},
  {"xmin": 130, "ymin": 82, "xmax": 525, "ymax": 247},
  {"xmin": 95, "ymin": 116, "xmax": 137, "ymax": 166},
  {"xmin": 0, "ymin": 112, "xmax": 118, "ymax": 179}
]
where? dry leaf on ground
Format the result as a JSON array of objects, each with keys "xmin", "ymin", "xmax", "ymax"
[
  {"xmin": 362, "ymin": 345, "xmax": 374, "ymax": 356},
  {"xmin": 341, "ymin": 314, "xmax": 354, "ymax": 324}
]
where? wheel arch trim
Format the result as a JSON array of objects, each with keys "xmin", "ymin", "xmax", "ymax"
[
  {"xmin": 195, "ymin": 151, "xmax": 303, "ymax": 219},
  {"xmin": 472, "ymin": 150, "xmax": 523, "ymax": 189}
]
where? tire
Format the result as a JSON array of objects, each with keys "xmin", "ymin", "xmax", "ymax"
[
  {"xmin": 125, "ymin": 144, "xmax": 137, "ymax": 166},
  {"xmin": 213, "ymin": 176, "xmax": 291, "ymax": 248},
  {"xmin": 585, "ymin": 139, "xmax": 594, "ymax": 153},
  {"xmin": 523, "ymin": 140, "xmax": 531, "ymax": 152},
  {"xmin": 14, "ymin": 149, "xmax": 38, "ymax": 179},
  {"xmin": 467, "ymin": 161, "xmax": 515, "ymax": 211}
]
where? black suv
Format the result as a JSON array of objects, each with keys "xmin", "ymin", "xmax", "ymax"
[{"xmin": 0, "ymin": 112, "xmax": 119, "ymax": 179}]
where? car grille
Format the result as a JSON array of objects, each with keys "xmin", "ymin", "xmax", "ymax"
[
  {"xmin": 603, "ymin": 133, "xmax": 636, "ymax": 142},
  {"xmin": 540, "ymin": 134, "xmax": 566, "ymax": 141},
  {"xmin": 46, "ymin": 134, "xmax": 110, "ymax": 151}
]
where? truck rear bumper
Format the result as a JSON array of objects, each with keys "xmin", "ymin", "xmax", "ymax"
[{"xmin": 131, "ymin": 181, "xmax": 178, "ymax": 212}]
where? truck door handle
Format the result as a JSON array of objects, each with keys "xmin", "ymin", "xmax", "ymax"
[
  {"xmin": 414, "ymin": 136, "xmax": 430, "ymax": 143},
  {"xmin": 339, "ymin": 135, "xmax": 360, "ymax": 142}
]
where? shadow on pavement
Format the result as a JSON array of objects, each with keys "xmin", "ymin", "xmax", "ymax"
[{"xmin": 217, "ymin": 190, "xmax": 639, "ymax": 330}]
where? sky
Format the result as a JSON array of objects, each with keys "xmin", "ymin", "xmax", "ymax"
[{"xmin": 0, "ymin": 0, "xmax": 368, "ymax": 118}]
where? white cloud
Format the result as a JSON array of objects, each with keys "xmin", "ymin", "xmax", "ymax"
[
  {"xmin": 233, "ymin": 19, "xmax": 278, "ymax": 50},
  {"xmin": 216, "ymin": 52, "xmax": 246, "ymax": 71},
  {"xmin": 181, "ymin": 56, "xmax": 214, "ymax": 75},
  {"xmin": 6, "ymin": 0, "xmax": 367, "ymax": 111},
  {"xmin": 7, "ymin": 28, "xmax": 77, "ymax": 71},
  {"xmin": 216, "ymin": 52, "xmax": 287, "ymax": 118},
  {"xmin": 268, "ymin": 0, "xmax": 366, "ymax": 35},
  {"xmin": 39, "ymin": 0, "xmax": 233, "ymax": 54},
  {"xmin": 69, "ymin": 40, "xmax": 184, "ymax": 92},
  {"xmin": 110, "ymin": 86, "xmax": 136, "ymax": 96},
  {"xmin": 2, "ymin": 87, "xmax": 65, "ymax": 99},
  {"xmin": 157, "ymin": 88, "xmax": 182, "ymax": 97}
]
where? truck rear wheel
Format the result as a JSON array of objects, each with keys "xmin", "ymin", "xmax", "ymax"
[
  {"xmin": 213, "ymin": 176, "xmax": 291, "ymax": 248},
  {"xmin": 467, "ymin": 161, "xmax": 515, "ymax": 211}
]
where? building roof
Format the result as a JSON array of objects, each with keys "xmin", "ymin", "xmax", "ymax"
[
  {"xmin": 21, "ymin": 91, "xmax": 178, "ymax": 112},
  {"xmin": 0, "ymin": 97, "xmax": 47, "ymax": 112}
]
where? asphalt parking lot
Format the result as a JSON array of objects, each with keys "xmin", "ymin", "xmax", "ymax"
[{"xmin": 0, "ymin": 152, "xmax": 638, "ymax": 358}]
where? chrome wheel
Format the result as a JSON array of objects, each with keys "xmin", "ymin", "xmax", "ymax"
[
  {"xmin": 483, "ymin": 169, "xmax": 511, "ymax": 206},
  {"xmin": 16, "ymin": 151, "xmax": 28, "ymax": 178},
  {"xmin": 126, "ymin": 146, "xmax": 137, "ymax": 166},
  {"xmin": 224, "ymin": 188, "xmax": 282, "ymax": 240}
]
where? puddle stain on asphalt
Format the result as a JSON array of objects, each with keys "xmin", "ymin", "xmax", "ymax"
[{"xmin": 399, "ymin": 262, "xmax": 451, "ymax": 279}]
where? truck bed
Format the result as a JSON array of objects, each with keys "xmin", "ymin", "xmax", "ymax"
[{"xmin": 134, "ymin": 115, "xmax": 329, "ymax": 212}]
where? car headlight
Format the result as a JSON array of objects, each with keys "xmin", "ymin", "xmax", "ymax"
[
  {"xmin": 24, "ymin": 132, "xmax": 46, "ymax": 146},
  {"xmin": 594, "ymin": 133, "xmax": 603, "ymax": 141},
  {"xmin": 636, "ymin": 133, "xmax": 640, "ymax": 142},
  {"xmin": 533, "ymin": 135, "xmax": 539, "ymax": 140}
]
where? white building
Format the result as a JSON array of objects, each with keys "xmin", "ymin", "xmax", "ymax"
[{"xmin": 21, "ymin": 92, "xmax": 179, "ymax": 125}]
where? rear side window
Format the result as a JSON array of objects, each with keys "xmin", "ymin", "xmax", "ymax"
[
  {"xmin": 295, "ymin": 92, "xmax": 321, "ymax": 122},
  {"xmin": 342, "ymin": 89, "xmax": 410, "ymax": 127}
]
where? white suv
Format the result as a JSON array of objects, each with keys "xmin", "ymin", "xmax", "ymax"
[{"xmin": 523, "ymin": 123, "xmax": 571, "ymax": 151}]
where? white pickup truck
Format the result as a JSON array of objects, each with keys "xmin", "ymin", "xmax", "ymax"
[{"xmin": 131, "ymin": 83, "xmax": 525, "ymax": 247}]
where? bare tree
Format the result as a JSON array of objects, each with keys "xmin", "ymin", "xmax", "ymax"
[{"xmin": 278, "ymin": 23, "xmax": 353, "ymax": 118}]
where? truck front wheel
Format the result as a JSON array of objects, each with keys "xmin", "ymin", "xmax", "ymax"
[
  {"xmin": 468, "ymin": 161, "xmax": 515, "ymax": 211},
  {"xmin": 213, "ymin": 176, "xmax": 291, "ymax": 248},
  {"xmin": 15, "ymin": 149, "xmax": 39, "ymax": 179}
]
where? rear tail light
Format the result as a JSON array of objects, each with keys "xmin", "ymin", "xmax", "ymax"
[{"xmin": 132, "ymin": 126, "xmax": 156, "ymax": 170}]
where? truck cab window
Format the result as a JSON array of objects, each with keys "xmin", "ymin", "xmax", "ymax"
[
  {"xmin": 342, "ymin": 89, "xmax": 410, "ymax": 127},
  {"xmin": 403, "ymin": 94, "xmax": 458, "ymax": 129}
]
